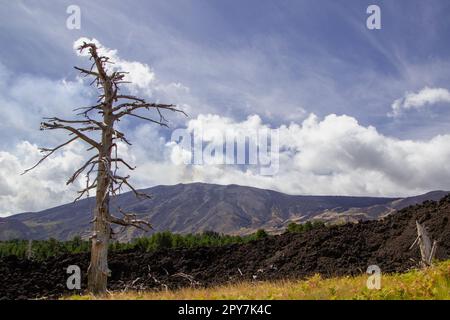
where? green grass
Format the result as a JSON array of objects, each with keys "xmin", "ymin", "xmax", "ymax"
[{"xmin": 66, "ymin": 260, "xmax": 450, "ymax": 300}]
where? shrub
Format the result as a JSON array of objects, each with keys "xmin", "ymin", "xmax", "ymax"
[
  {"xmin": 255, "ymin": 229, "xmax": 268, "ymax": 239},
  {"xmin": 286, "ymin": 220, "xmax": 325, "ymax": 234}
]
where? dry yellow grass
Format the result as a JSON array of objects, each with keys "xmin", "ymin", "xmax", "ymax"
[{"xmin": 67, "ymin": 260, "xmax": 450, "ymax": 300}]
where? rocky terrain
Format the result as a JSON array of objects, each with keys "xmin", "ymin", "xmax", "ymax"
[
  {"xmin": 1, "ymin": 193, "xmax": 449, "ymax": 300},
  {"xmin": 0, "ymin": 183, "xmax": 447, "ymax": 241}
]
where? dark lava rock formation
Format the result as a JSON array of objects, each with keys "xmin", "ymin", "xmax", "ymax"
[{"xmin": 1, "ymin": 194, "xmax": 449, "ymax": 299}]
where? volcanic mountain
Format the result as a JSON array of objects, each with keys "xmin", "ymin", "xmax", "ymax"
[{"xmin": 0, "ymin": 183, "xmax": 447, "ymax": 241}]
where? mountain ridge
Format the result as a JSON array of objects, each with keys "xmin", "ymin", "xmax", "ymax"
[{"xmin": 0, "ymin": 183, "xmax": 448, "ymax": 241}]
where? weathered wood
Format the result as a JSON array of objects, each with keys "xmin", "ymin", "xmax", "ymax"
[
  {"xmin": 410, "ymin": 220, "xmax": 438, "ymax": 267},
  {"xmin": 26, "ymin": 239, "xmax": 33, "ymax": 260}
]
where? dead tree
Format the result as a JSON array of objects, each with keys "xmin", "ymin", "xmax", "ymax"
[
  {"xmin": 23, "ymin": 42, "xmax": 185, "ymax": 294},
  {"xmin": 409, "ymin": 221, "xmax": 438, "ymax": 267}
]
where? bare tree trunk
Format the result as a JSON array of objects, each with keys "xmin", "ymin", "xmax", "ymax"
[
  {"xmin": 87, "ymin": 141, "xmax": 113, "ymax": 294},
  {"xmin": 87, "ymin": 190, "xmax": 110, "ymax": 294},
  {"xmin": 410, "ymin": 220, "xmax": 438, "ymax": 268},
  {"xmin": 87, "ymin": 74, "xmax": 114, "ymax": 295}
]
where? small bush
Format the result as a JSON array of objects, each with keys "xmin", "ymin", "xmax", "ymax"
[{"xmin": 255, "ymin": 229, "xmax": 268, "ymax": 239}]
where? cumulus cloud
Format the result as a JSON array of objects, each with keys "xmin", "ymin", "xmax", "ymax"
[
  {"xmin": 73, "ymin": 37, "xmax": 190, "ymax": 106},
  {"xmin": 0, "ymin": 62, "xmax": 92, "ymax": 148},
  {"xmin": 0, "ymin": 141, "xmax": 94, "ymax": 216},
  {"xmin": 163, "ymin": 113, "xmax": 450, "ymax": 197},
  {"xmin": 390, "ymin": 87, "xmax": 450, "ymax": 117}
]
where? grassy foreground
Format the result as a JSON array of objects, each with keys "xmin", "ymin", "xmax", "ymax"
[{"xmin": 68, "ymin": 260, "xmax": 450, "ymax": 300}]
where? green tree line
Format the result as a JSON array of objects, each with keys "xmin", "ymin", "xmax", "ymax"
[
  {"xmin": 0, "ymin": 221, "xmax": 324, "ymax": 260},
  {"xmin": 0, "ymin": 230, "xmax": 268, "ymax": 260}
]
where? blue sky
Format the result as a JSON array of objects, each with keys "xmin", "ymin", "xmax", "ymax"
[
  {"xmin": 1, "ymin": 0, "xmax": 450, "ymax": 214},
  {"xmin": 2, "ymin": 0, "xmax": 450, "ymax": 136}
]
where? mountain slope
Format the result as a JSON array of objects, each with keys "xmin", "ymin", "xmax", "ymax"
[{"xmin": 0, "ymin": 183, "xmax": 447, "ymax": 241}]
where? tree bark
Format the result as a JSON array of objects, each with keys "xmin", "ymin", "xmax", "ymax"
[
  {"xmin": 87, "ymin": 192, "xmax": 110, "ymax": 294},
  {"xmin": 87, "ymin": 158, "xmax": 111, "ymax": 294},
  {"xmin": 87, "ymin": 73, "xmax": 114, "ymax": 295}
]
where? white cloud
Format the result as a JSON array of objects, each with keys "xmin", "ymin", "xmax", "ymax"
[
  {"xmin": 73, "ymin": 37, "xmax": 190, "ymax": 107},
  {"xmin": 74, "ymin": 37, "xmax": 155, "ymax": 95},
  {"xmin": 161, "ymin": 113, "xmax": 450, "ymax": 197},
  {"xmin": 0, "ymin": 141, "xmax": 94, "ymax": 216},
  {"xmin": 390, "ymin": 86, "xmax": 450, "ymax": 117},
  {"xmin": 0, "ymin": 66, "xmax": 93, "ymax": 153}
]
